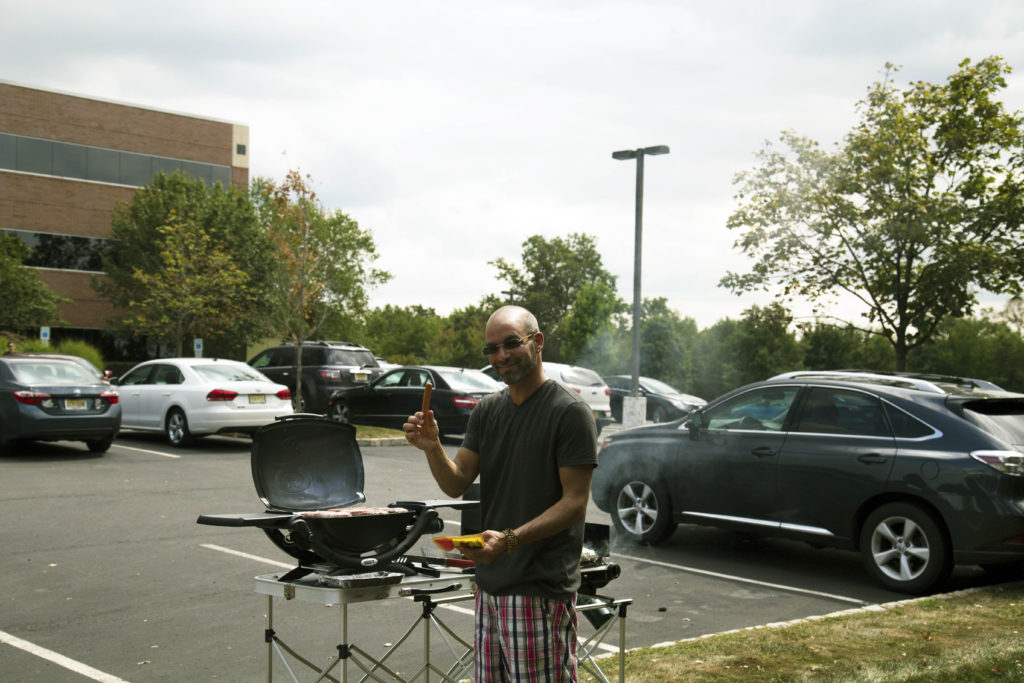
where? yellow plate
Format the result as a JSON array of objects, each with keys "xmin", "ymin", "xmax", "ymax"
[{"xmin": 433, "ymin": 534, "xmax": 485, "ymax": 551}]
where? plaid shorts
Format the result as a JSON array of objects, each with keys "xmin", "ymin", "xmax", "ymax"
[{"xmin": 474, "ymin": 588, "xmax": 579, "ymax": 682}]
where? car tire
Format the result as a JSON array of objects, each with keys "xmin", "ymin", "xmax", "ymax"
[
  {"xmin": 166, "ymin": 408, "xmax": 194, "ymax": 447},
  {"xmin": 611, "ymin": 476, "xmax": 677, "ymax": 545},
  {"xmin": 86, "ymin": 438, "xmax": 113, "ymax": 453},
  {"xmin": 330, "ymin": 401, "xmax": 351, "ymax": 424},
  {"xmin": 859, "ymin": 502, "xmax": 951, "ymax": 594}
]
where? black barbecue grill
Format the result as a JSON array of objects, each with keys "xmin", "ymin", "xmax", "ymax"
[{"xmin": 197, "ymin": 414, "xmax": 476, "ymax": 582}]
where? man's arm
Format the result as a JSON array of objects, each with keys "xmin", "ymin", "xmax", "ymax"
[
  {"xmin": 404, "ymin": 409, "xmax": 479, "ymax": 498},
  {"xmin": 462, "ymin": 463, "xmax": 594, "ymax": 564}
]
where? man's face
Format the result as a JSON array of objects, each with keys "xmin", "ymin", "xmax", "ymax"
[{"xmin": 486, "ymin": 326, "xmax": 540, "ymax": 386}]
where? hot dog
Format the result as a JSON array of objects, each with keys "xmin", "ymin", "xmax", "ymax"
[{"xmin": 421, "ymin": 382, "xmax": 434, "ymax": 435}]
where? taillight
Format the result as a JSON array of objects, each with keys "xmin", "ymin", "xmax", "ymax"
[
  {"xmin": 100, "ymin": 389, "xmax": 119, "ymax": 404},
  {"xmin": 207, "ymin": 389, "xmax": 239, "ymax": 402},
  {"xmin": 569, "ymin": 387, "xmax": 582, "ymax": 394},
  {"xmin": 276, "ymin": 389, "xmax": 292, "ymax": 401},
  {"xmin": 452, "ymin": 396, "xmax": 480, "ymax": 409},
  {"xmin": 604, "ymin": 387, "xmax": 611, "ymax": 396},
  {"xmin": 971, "ymin": 450, "xmax": 1024, "ymax": 476},
  {"xmin": 319, "ymin": 369, "xmax": 341, "ymax": 380},
  {"xmin": 13, "ymin": 390, "xmax": 50, "ymax": 405}
]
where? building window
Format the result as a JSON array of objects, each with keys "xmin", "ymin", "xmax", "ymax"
[
  {"xmin": 236, "ymin": 144, "xmax": 247, "ymax": 155},
  {"xmin": 1, "ymin": 229, "xmax": 108, "ymax": 272},
  {"xmin": 0, "ymin": 132, "xmax": 232, "ymax": 188}
]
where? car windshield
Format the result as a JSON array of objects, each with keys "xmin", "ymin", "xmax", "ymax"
[
  {"xmin": 326, "ymin": 349, "xmax": 377, "ymax": 367},
  {"xmin": 960, "ymin": 399, "xmax": 1024, "ymax": 446},
  {"xmin": 438, "ymin": 369, "xmax": 500, "ymax": 392},
  {"xmin": 193, "ymin": 364, "xmax": 268, "ymax": 383},
  {"xmin": 561, "ymin": 366, "xmax": 604, "ymax": 386},
  {"xmin": 640, "ymin": 377, "xmax": 679, "ymax": 394},
  {"xmin": 9, "ymin": 360, "xmax": 99, "ymax": 385}
]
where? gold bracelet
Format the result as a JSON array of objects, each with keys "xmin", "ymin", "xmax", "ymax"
[{"xmin": 502, "ymin": 528, "xmax": 518, "ymax": 554}]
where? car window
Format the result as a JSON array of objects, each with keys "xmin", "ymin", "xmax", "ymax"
[
  {"xmin": 326, "ymin": 349, "xmax": 377, "ymax": 367},
  {"xmin": 151, "ymin": 364, "xmax": 184, "ymax": 385},
  {"xmin": 961, "ymin": 398, "xmax": 1024, "ymax": 445},
  {"xmin": 249, "ymin": 350, "xmax": 274, "ymax": 369},
  {"xmin": 561, "ymin": 366, "xmax": 603, "ymax": 386},
  {"xmin": 403, "ymin": 370, "xmax": 429, "ymax": 388},
  {"xmin": 438, "ymin": 369, "xmax": 500, "ymax": 392},
  {"xmin": 793, "ymin": 387, "xmax": 890, "ymax": 436},
  {"xmin": 9, "ymin": 360, "xmax": 97, "ymax": 385},
  {"xmin": 120, "ymin": 365, "xmax": 156, "ymax": 386},
  {"xmin": 377, "ymin": 370, "xmax": 405, "ymax": 388},
  {"xmin": 193, "ymin": 363, "xmax": 267, "ymax": 383},
  {"xmin": 301, "ymin": 347, "xmax": 325, "ymax": 366},
  {"xmin": 883, "ymin": 403, "xmax": 938, "ymax": 439},
  {"xmin": 604, "ymin": 376, "xmax": 627, "ymax": 390},
  {"xmin": 641, "ymin": 377, "xmax": 679, "ymax": 394},
  {"xmin": 705, "ymin": 386, "xmax": 799, "ymax": 431}
]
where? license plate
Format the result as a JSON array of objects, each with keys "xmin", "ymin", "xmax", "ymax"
[
  {"xmin": 248, "ymin": 394, "xmax": 266, "ymax": 404},
  {"xmin": 65, "ymin": 398, "xmax": 87, "ymax": 410},
  {"xmin": 354, "ymin": 373, "xmax": 368, "ymax": 381}
]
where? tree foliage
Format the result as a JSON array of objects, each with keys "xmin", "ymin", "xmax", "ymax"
[
  {"xmin": 97, "ymin": 171, "xmax": 272, "ymax": 355},
  {"xmin": 489, "ymin": 233, "xmax": 623, "ymax": 362},
  {"xmin": 0, "ymin": 233, "xmax": 66, "ymax": 330},
  {"xmin": 723, "ymin": 57, "xmax": 1024, "ymax": 370},
  {"xmin": 119, "ymin": 212, "xmax": 251, "ymax": 356}
]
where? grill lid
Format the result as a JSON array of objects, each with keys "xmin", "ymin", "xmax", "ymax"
[{"xmin": 250, "ymin": 415, "xmax": 366, "ymax": 511}]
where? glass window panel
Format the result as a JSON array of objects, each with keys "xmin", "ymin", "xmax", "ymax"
[
  {"xmin": 152, "ymin": 157, "xmax": 182, "ymax": 177},
  {"xmin": 87, "ymin": 147, "xmax": 119, "ymax": 183},
  {"xmin": 52, "ymin": 142, "xmax": 88, "ymax": 179},
  {"xmin": 179, "ymin": 160, "xmax": 212, "ymax": 185},
  {"xmin": 17, "ymin": 136, "xmax": 52, "ymax": 174},
  {"xmin": 211, "ymin": 165, "xmax": 231, "ymax": 187},
  {"xmin": 119, "ymin": 151, "xmax": 152, "ymax": 186},
  {"xmin": 0, "ymin": 133, "xmax": 16, "ymax": 169}
]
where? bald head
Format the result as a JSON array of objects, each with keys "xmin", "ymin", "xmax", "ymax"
[{"xmin": 486, "ymin": 306, "xmax": 539, "ymax": 337}]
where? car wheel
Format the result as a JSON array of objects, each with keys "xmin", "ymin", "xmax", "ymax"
[
  {"xmin": 860, "ymin": 502, "xmax": 951, "ymax": 594},
  {"xmin": 330, "ymin": 401, "xmax": 351, "ymax": 424},
  {"xmin": 650, "ymin": 405, "xmax": 669, "ymax": 423},
  {"xmin": 85, "ymin": 438, "xmax": 112, "ymax": 453},
  {"xmin": 166, "ymin": 408, "xmax": 194, "ymax": 447},
  {"xmin": 611, "ymin": 476, "xmax": 677, "ymax": 545}
]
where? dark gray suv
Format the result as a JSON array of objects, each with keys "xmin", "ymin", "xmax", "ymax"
[
  {"xmin": 247, "ymin": 341, "xmax": 383, "ymax": 414},
  {"xmin": 591, "ymin": 370, "xmax": 1024, "ymax": 594}
]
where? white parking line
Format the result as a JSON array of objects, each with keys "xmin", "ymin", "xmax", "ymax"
[
  {"xmin": 615, "ymin": 553, "xmax": 869, "ymax": 605},
  {"xmin": 111, "ymin": 443, "xmax": 181, "ymax": 459},
  {"xmin": 199, "ymin": 543, "xmax": 294, "ymax": 569},
  {"xmin": 0, "ymin": 629, "xmax": 131, "ymax": 683}
]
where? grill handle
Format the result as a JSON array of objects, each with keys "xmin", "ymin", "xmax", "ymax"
[{"xmin": 292, "ymin": 508, "xmax": 443, "ymax": 570}]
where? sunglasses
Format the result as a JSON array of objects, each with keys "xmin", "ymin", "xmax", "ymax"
[{"xmin": 482, "ymin": 331, "xmax": 537, "ymax": 357}]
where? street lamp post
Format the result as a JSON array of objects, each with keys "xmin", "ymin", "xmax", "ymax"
[{"xmin": 612, "ymin": 144, "xmax": 669, "ymax": 427}]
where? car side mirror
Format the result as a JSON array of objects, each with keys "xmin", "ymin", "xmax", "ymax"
[{"xmin": 687, "ymin": 411, "xmax": 703, "ymax": 440}]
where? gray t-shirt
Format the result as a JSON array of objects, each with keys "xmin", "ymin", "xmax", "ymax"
[{"xmin": 463, "ymin": 379, "xmax": 598, "ymax": 597}]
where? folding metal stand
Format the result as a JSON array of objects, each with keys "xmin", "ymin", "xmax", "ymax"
[
  {"xmin": 575, "ymin": 594, "xmax": 633, "ymax": 683},
  {"xmin": 255, "ymin": 571, "xmax": 475, "ymax": 683}
]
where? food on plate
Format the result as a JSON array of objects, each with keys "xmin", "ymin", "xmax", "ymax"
[
  {"xmin": 300, "ymin": 506, "xmax": 409, "ymax": 519},
  {"xmin": 433, "ymin": 533, "xmax": 485, "ymax": 551}
]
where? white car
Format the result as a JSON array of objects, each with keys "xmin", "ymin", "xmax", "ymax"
[
  {"xmin": 481, "ymin": 361, "xmax": 613, "ymax": 424},
  {"xmin": 113, "ymin": 358, "xmax": 294, "ymax": 446}
]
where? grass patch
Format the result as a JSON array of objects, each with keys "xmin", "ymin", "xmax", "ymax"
[
  {"xmin": 581, "ymin": 582, "xmax": 1024, "ymax": 682},
  {"xmin": 352, "ymin": 424, "xmax": 407, "ymax": 440}
]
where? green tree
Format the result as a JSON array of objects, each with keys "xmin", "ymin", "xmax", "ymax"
[
  {"xmin": 723, "ymin": 57, "xmax": 1024, "ymax": 370},
  {"xmin": 635, "ymin": 298, "xmax": 700, "ymax": 394},
  {"xmin": 489, "ymin": 233, "xmax": 622, "ymax": 362},
  {"xmin": 432, "ymin": 299, "xmax": 499, "ymax": 369},
  {"xmin": 733, "ymin": 303, "xmax": 803, "ymax": 385},
  {"xmin": 119, "ymin": 212, "xmax": 251, "ymax": 356},
  {"xmin": 0, "ymin": 233, "xmax": 66, "ymax": 330},
  {"xmin": 692, "ymin": 318, "xmax": 742, "ymax": 399},
  {"xmin": 909, "ymin": 316, "xmax": 1024, "ymax": 391},
  {"xmin": 360, "ymin": 304, "xmax": 442, "ymax": 365},
  {"xmin": 255, "ymin": 170, "xmax": 390, "ymax": 408},
  {"xmin": 97, "ymin": 171, "xmax": 273, "ymax": 355}
]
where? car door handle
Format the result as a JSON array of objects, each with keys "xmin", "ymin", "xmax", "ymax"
[
  {"xmin": 751, "ymin": 446, "xmax": 776, "ymax": 457},
  {"xmin": 857, "ymin": 453, "xmax": 889, "ymax": 464}
]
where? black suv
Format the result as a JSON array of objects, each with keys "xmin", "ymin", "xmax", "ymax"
[
  {"xmin": 247, "ymin": 341, "xmax": 383, "ymax": 414},
  {"xmin": 592, "ymin": 370, "xmax": 1024, "ymax": 594}
]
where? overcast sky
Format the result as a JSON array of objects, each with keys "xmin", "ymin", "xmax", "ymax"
[{"xmin": 4, "ymin": 1, "xmax": 1024, "ymax": 329}]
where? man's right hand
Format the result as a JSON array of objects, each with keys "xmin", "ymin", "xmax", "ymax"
[{"xmin": 403, "ymin": 411, "xmax": 437, "ymax": 450}]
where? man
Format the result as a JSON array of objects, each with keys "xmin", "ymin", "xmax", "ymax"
[{"xmin": 403, "ymin": 305, "xmax": 598, "ymax": 682}]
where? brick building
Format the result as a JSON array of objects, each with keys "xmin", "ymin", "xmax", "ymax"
[{"xmin": 0, "ymin": 80, "xmax": 249, "ymax": 355}]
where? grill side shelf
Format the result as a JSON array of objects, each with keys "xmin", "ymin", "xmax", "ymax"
[{"xmin": 196, "ymin": 512, "xmax": 295, "ymax": 527}]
